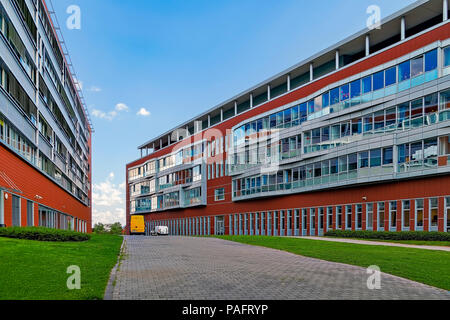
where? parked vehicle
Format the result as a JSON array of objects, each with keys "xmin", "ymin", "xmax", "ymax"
[
  {"xmin": 130, "ymin": 215, "xmax": 145, "ymax": 235},
  {"xmin": 154, "ymin": 226, "xmax": 169, "ymax": 236}
]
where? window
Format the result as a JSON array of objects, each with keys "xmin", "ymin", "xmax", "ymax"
[
  {"xmin": 382, "ymin": 147, "xmax": 393, "ymax": 165},
  {"xmin": 415, "ymin": 199, "xmax": 424, "ymax": 229},
  {"xmin": 411, "ymin": 56, "xmax": 423, "ymax": 78},
  {"xmin": 356, "ymin": 204, "xmax": 362, "ymax": 229},
  {"xmin": 385, "ymin": 67, "xmax": 396, "ymax": 87},
  {"xmin": 429, "ymin": 198, "xmax": 438, "ymax": 229},
  {"xmin": 340, "ymin": 84, "xmax": 349, "ymax": 101},
  {"xmin": 373, "ymin": 71, "xmax": 384, "ymax": 91},
  {"xmin": 367, "ymin": 203, "xmax": 373, "ymax": 229},
  {"xmin": 362, "ymin": 76, "xmax": 372, "ymax": 94},
  {"xmin": 402, "ymin": 200, "xmax": 410, "ymax": 229},
  {"xmin": 378, "ymin": 202, "xmax": 385, "ymax": 229},
  {"xmin": 370, "ymin": 149, "xmax": 381, "ymax": 167},
  {"xmin": 444, "ymin": 47, "xmax": 450, "ymax": 68},
  {"xmin": 336, "ymin": 206, "xmax": 342, "ymax": 229},
  {"xmin": 350, "ymin": 80, "xmax": 361, "ymax": 98},
  {"xmin": 359, "ymin": 151, "xmax": 369, "ymax": 168},
  {"xmin": 399, "ymin": 60, "xmax": 410, "ymax": 81},
  {"xmin": 330, "ymin": 88, "xmax": 340, "ymax": 105},
  {"xmin": 390, "ymin": 201, "xmax": 397, "ymax": 229},
  {"xmin": 214, "ymin": 188, "xmax": 225, "ymax": 201},
  {"xmin": 424, "ymin": 49, "xmax": 437, "ymax": 72},
  {"xmin": 345, "ymin": 205, "xmax": 352, "ymax": 229}
]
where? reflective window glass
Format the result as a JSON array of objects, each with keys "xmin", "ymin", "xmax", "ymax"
[
  {"xmin": 424, "ymin": 49, "xmax": 437, "ymax": 72},
  {"xmin": 373, "ymin": 71, "xmax": 384, "ymax": 91},
  {"xmin": 411, "ymin": 56, "xmax": 423, "ymax": 78},
  {"xmin": 350, "ymin": 80, "xmax": 361, "ymax": 98},
  {"xmin": 385, "ymin": 67, "xmax": 396, "ymax": 87},
  {"xmin": 362, "ymin": 76, "xmax": 372, "ymax": 93},
  {"xmin": 399, "ymin": 60, "xmax": 410, "ymax": 81},
  {"xmin": 330, "ymin": 88, "xmax": 340, "ymax": 105}
]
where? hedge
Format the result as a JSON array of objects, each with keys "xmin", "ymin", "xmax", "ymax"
[
  {"xmin": 324, "ymin": 230, "xmax": 450, "ymax": 241},
  {"xmin": 0, "ymin": 227, "xmax": 91, "ymax": 242}
]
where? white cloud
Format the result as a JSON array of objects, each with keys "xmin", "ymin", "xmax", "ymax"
[
  {"xmin": 91, "ymin": 103, "xmax": 129, "ymax": 121},
  {"xmin": 115, "ymin": 103, "xmax": 129, "ymax": 112},
  {"xmin": 91, "ymin": 172, "xmax": 125, "ymax": 226},
  {"xmin": 88, "ymin": 86, "xmax": 102, "ymax": 92},
  {"xmin": 91, "ymin": 109, "xmax": 118, "ymax": 121},
  {"xmin": 137, "ymin": 107, "xmax": 151, "ymax": 117}
]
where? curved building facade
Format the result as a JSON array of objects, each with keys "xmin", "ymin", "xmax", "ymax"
[{"xmin": 126, "ymin": 0, "xmax": 450, "ymax": 236}]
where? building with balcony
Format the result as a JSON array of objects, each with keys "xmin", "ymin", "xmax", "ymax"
[
  {"xmin": 126, "ymin": 0, "xmax": 450, "ymax": 236},
  {"xmin": 0, "ymin": 0, "xmax": 92, "ymax": 232}
]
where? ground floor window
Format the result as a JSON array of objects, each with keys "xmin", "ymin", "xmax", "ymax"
[
  {"xmin": 356, "ymin": 204, "xmax": 362, "ymax": 229},
  {"xmin": 378, "ymin": 202, "xmax": 385, "ymax": 230},
  {"xmin": 446, "ymin": 197, "xmax": 450, "ymax": 232},
  {"xmin": 319, "ymin": 208, "xmax": 324, "ymax": 230},
  {"xmin": 402, "ymin": 200, "xmax": 410, "ymax": 230},
  {"xmin": 345, "ymin": 205, "xmax": 352, "ymax": 230},
  {"xmin": 429, "ymin": 198, "xmax": 438, "ymax": 231},
  {"xmin": 327, "ymin": 207, "xmax": 333, "ymax": 229},
  {"xmin": 336, "ymin": 206, "xmax": 342, "ymax": 229},
  {"xmin": 389, "ymin": 201, "xmax": 397, "ymax": 230},
  {"xmin": 416, "ymin": 199, "xmax": 424, "ymax": 230},
  {"xmin": 366, "ymin": 203, "xmax": 373, "ymax": 230}
]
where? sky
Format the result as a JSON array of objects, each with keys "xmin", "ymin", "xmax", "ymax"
[{"xmin": 49, "ymin": 0, "xmax": 416, "ymax": 226}]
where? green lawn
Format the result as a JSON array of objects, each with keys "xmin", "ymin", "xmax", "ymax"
[
  {"xmin": 0, "ymin": 234, "xmax": 123, "ymax": 300},
  {"xmin": 344, "ymin": 238, "xmax": 450, "ymax": 246},
  {"xmin": 214, "ymin": 236, "xmax": 450, "ymax": 291}
]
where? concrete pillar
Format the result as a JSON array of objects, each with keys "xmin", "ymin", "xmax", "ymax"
[
  {"xmin": 335, "ymin": 50, "xmax": 340, "ymax": 70},
  {"xmin": 309, "ymin": 63, "xmax": 313, "ymax": 81},
  {"xmin": 1, "ymin": 190, "xmax": 5, "ymax": 226},
  {"xmin": 444, "ymin": 0, "xmax": 448, "ymax": 21},
  {"xmin": 365, "ymin": 35, "xmax": 370, "ymax": 56},
  {"xmin": 401, "ymin": 17, "xmax": 406, "ymax": 40},
  {"xmin": 267, "ymin": 85, "xmax": 271, "ymax": 100},
  {"xmin": 287, "ymin": 74, "xmax": 291, "ymax": 91},
  {"xmin": 220, "ymin": 108, "xmax": 223, "ymax": 122},
  {"xmin": 250, "ymin": 93, "xmax": 253, "ymax": 108},
  {"xmin": 234, "ymin": 101, "xmax": 237, "ymax": 115},
  {"xmin": 208, "ymin": 115, "xmax": 211, "ymax": 127}
]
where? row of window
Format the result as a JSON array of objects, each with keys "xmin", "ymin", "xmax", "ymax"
[
  {"xmin": 233, "ymin": 137, "xmax": 442, "ymax": 198},
  {"xmin": 303, "ymin": 90, "xmax": 449, "ymax": 154},
  {"xmin": 144, "ymin": 196, "xmax": 450, "ymax": 236},
  {"xmin": 227, "ymin": 198, "xmax": 449, "ymax": 235},
  {"xmin": 131, "ymin": 186, "xmax": 205, "ymax": 213},
  {"xmin": 233, "ymin": 48, "xmax": 445, "ymax": 145}
]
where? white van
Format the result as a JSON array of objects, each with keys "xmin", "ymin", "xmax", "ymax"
[{"xmin": 154, "ymin": 226, "xmax": 169, "ymax": 236}]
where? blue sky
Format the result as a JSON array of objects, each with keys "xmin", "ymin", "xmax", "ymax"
[{"xmin": 50, "ymin": 0, "xmax": 415, "ymax": 225}]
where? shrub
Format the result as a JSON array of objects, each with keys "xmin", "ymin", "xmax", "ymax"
[
  {"xmin": 324, "ymin": 230, "xmax": 450, "ymax": 241},
  {"xmin": 0, "ymin": 227, "xmax": 91, "ymax": 242}
]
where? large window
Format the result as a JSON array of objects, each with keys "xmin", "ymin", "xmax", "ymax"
[
  {"xmin": 445, "ymin": 47, "xmax": 450, "ymax": 68},
  {"xmin": 389, "ymin": 201, "xmax": 397, "ymax": 229},
  {"xmin": 416, "ymin": 199, "xmax": 424, "ymax": 229},
  {"xmin": 378, "ymin": 202, "xmax": 385, "ymax": 230},
  {"xmin": 429, "ymin": 198, "xmax": 438, "ymax": 230},
  {"xmin": 402, "ymin": 200, "xmax": 410, "ymax": 230}
]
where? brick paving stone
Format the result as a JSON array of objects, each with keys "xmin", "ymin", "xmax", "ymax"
[{"xmin": 111, "ymin": 236, "xmax": 450, "ymax": 300}]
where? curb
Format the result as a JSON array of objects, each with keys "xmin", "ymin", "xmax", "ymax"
[{"xmin": 104, "ymin": 236, "xmax": 126, "ymax": 300}]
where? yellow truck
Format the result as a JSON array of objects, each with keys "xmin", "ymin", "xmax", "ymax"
[{"xmin": 130, "ymin": 215, "xmax": 145, "ymax": 235}]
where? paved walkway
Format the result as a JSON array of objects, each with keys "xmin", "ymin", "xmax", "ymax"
[
  {"xmin": 294, "ymin": 237, "xmax": 450, "ymax": 252},
  {"xmin": 110, "ymin": 236, "xmax": 450, "ymax": 300}
]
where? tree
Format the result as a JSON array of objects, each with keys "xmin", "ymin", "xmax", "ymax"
[
  {"xmin": 93, "ymin": 223, "xmax": 106, "ymax": 234},
  {"xmin": 109, "ymin": 222, "xmax": 123, "ymax": 235}
]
